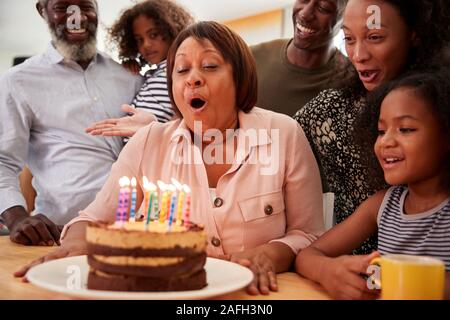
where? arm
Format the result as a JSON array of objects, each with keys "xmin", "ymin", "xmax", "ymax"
[
  {"xmin": 226, "ymin": 121, "xmax": 323, "ymax": 295},
  {"xmin": 63, "ymin": 123, "xmax": 154, "ymax": 239},
  {"xmin": 271, "ymin": 122, "xmax": 324, "ymax": 252},
  {"xmin": 85, "ymin": 104, "xmax": 157, "ymax": 137},
  {"xmin": 86, "ymin": 71, "xmax": 172, "ymax": 137},
  {"xmin": 0, "ymin": 76, "xmax": 31, "ymax": 219},
  {"xmin": 0, "ymin": 75, "xmax": 61, "ymax": 245},
  {"xmin": 14, "ymin": 221, "xmax": 89, "ymax": 279},
  {"xmin": 296, "ymin": 190, "xmax": 386, "ymax": 300},
  {"xmin": 14, "ymin": 124, "xmax": 154, "ymax": 278}
]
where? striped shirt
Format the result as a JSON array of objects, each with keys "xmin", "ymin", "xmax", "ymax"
[
  {"xmin": 377, "ymin": 186, "xmax": 450, "ymax": 271},
  {"xmin": 131, "ymin": 60, "xmax": 174, "ymax": 123}
]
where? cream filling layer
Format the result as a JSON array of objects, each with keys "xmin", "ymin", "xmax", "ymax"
[
  {"xmin": 93, "ymin": 255, "xmax": 185, "ymax": 267},
  {"xmin": 86, "ymin": 224, "xmax": 206, "ymax": 251}
]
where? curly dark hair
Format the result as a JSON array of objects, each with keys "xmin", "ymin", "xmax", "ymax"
[
  {"xmin": 338, "ymin": 0, "xmax": 450, "ymax": 99},
  {"xmin": 109, "ymin": 0, "xmax": 194, "ymax": 63},
  {"xmin": 354, "ymin": 67, "xmax": 450, "ymax": 190}
]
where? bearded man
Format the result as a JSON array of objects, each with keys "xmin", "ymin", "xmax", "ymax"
[{"xmin": 0, "ymin": 0, "xmax": 143, "ymax": 246}]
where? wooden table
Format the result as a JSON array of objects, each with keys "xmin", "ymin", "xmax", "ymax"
[{"xmin": 0, "ymin": 236, "xmax": 331, "ymax": 300}]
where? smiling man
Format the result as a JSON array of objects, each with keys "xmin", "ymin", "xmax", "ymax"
[
  {"xmin": 251, "ymin": 0, "xmax": 349, "ymax": 116},
  {"xmin": 0, "ymin": 0, "xmax": 143, "ymax": 246}
]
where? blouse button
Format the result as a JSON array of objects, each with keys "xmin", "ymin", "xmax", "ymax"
[
  {"xmin": 214, "ymin": 197, "xmax": 224, "ymax": 208},
  {"xmin": 211, "ymin": 237, "xmax": 221, "ymax": 247},
  {"xmin": 264, "ymin": 205, "xmax": 274, "ymax": 215}
]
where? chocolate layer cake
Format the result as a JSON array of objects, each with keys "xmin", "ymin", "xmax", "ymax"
[{"xmin": 86, "ymin": 221, "xmax": 207, "ymax": 291}]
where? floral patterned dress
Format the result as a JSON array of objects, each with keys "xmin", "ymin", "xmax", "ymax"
[{"xmin": 293, "ymin": 89, "xmax": 378, "ymax": 254}]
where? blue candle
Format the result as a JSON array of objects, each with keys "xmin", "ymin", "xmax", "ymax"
[
  {"xmin": 168, "ymin": 191, "xmax": 177, "ymax": 231},
  {"xmin": 129, "ymin": 177, "xmax": 137, "ymax": 222}
]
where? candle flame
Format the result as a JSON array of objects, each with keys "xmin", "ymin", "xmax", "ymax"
[
  {"xmin": 119, "ymin": 176, "xmax": 131, "ymax": 187},
  {"xmin": 167, "ymin": 184, "xmax": 177, "ymax": 192},
  {"xmin": 171, "ymin": 178, "xmax": 183, "ymax": 190},
  {"xmin": 146, "ymin": 182, "xmax": 157, "ymax": 191},
  {"xmin": 130, "ymin": 177, "xmax": 137, "ymax": 187},
  {"xmin": 183, "ymin": 184, "xmax": 191, "ymax": 193},
  {"xmin": 143, "ymin": 176, "xmax": 149, "ymax": 185},
  {"xmin": 157, "ymin": 180, "xmax": 167, "ymax": 191}
]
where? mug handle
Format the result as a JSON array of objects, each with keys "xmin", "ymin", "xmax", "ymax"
[{"xmin": 368, "ymin": 258, "xmax": 382, "ymax": 290}]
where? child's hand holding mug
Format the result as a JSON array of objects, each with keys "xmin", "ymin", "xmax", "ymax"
[{"xmin": 319, "ymin": 251, "xmax": 381, "ymax": 300}]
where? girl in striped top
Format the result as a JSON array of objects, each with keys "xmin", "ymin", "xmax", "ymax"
[
  {"xmin": 296, "ymin": 69, "xmax": 450, "ymax": 300},
  {"xmin": 86, "ymin": 0, "xmax": 193, "ymax": 137}
]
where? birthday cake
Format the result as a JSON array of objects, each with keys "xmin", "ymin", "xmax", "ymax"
[{"xmin": 86, "ymin": 220, "xmax": 207, "ymax": 291}]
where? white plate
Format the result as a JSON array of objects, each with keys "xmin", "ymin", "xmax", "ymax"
[{"xmin": 27, "ymin": 255, "xmax": 253, "ymax": 300}]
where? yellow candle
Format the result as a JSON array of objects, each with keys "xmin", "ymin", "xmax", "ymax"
[
  {"xmin": 157, "ymin": 181, "xmax": 167, "ymax": 224},
  {"xmin": 183, "ymin": 184, "xmax": 191, "ymax": 226},
  {"xmin": 170, "ymin": 178, "xmax": 184, "ymax": 226},
  {"xmin": 176, "ymin": 191, "xmax": 184, "ymax": 226}
]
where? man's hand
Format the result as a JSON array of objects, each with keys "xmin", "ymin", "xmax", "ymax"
[
  {"xmin": 2, "ymin": 206, "xmax": 62, "ymax": 246},
  {"xmin": 85, "ymin": 104, "xmax": 157, "ymax": 137}
]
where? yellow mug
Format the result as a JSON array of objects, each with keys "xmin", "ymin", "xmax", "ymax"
[{"xmin": 370, "ymin": 254, "xmax": 445, "ymax": 300}]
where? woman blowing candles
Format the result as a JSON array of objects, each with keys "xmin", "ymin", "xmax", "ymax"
[
  {"xmin": 15, "ymin": 22, "xmax": 324, "ymax": 295},
  {"xmin": 293, "ymin": 0, "xmax": 450, "ymax": 254}
]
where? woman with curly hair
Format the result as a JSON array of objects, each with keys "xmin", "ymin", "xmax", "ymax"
[
  {"xmin": 86, "ymin": 0, "xmax": 194, "ymax": 136},
  {"xmin": 297, "ymin": 68, "xmax": 450, "ymax": 300},
  {"xmin": 293, "ymin": 0, "xmax": 450, "ymax": 255}
]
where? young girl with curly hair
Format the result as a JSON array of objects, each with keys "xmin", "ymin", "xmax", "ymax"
[
  {"xmin": 297, "ymin": 69, "xmax": 450, "ymax": 300},
  {"xmin": 293, "ymin": 0, "xmax": 450, "ymax": 255},
  {"xmin": 86, "ymin": 0, "xmax": 193, "ymax": 136}
]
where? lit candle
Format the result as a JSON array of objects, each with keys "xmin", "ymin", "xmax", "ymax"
[
  {"xmin": 146, "ymin": 182, "xmax": 157, "ymax": 219},
  {"xmin": 157, "ymin": 181, "xmax": 167, "ymax": 224},
  {"xmin": 167, "ymin": 184, "xmax": 177, "ymax": 230},
  {"xmin": 176, "ymin": 191, "xmax": 185, "ymax": 226},
  {"xmin": 171, "ymin": 178, "xmax": 184, "ymax": 226},
  {"xmin": 153, "ymin": 189, "xmax": 159, "ymax": 221},
  {"xmin": 183, "ymin": 184, "xmax": 191, "ymax": 226},
  {"xmin": 122, "ymin": 178, "xmax": 131, "ymax": 223},
  {"xmin": 167, "ymin": 184, "xmax": 176, "ymax": 221},
  {"xmin": 145, "ymin": 193, "xmax": 153, "ymax": 230},
  {"xmin": 115, "ymin": 176, "xmax": 131, "ymax": 226},
  {"xmin": 144, "ymin": 182, "xmax": 157, "ymax": 230},
  {"xmin": 129, "ymin": 177, "xmax": 137, "ymax": 222},
  {"xmin": 142, "ymin": 176, "xmax": 150, "ymax": 220}
]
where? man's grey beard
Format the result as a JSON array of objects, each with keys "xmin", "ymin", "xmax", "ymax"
[{"xmin": 43, "ymin": 11, "xmax": 98, "ymax": 62}]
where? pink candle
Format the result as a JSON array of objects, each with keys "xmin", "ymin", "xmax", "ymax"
[
  {"xmin": 115, "ymin": 177, "xmax": 131, "ymax": 226},
  {"xmin": 121, "ymin": 179, "xmax": 131, "ymax": 223}
]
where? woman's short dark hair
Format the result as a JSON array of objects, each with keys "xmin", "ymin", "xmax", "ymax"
[
  {"xmin": 166, "ymin": 21, "xmax": 258, "ymax": 114},
  {"xmin": 355, "ymin": 68, "xmax": 450, "ymax": 189},
  {"xmin": 109, "ymin": 0, "xmax": 193, "ymax": 63}
]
